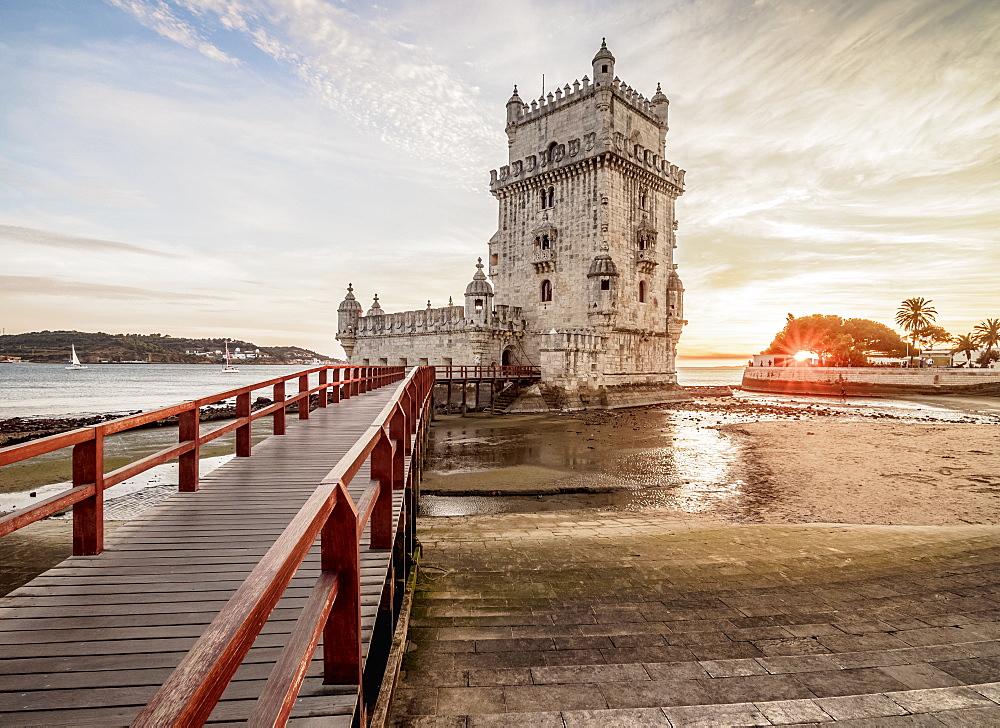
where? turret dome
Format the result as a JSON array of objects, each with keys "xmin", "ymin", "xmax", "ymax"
[
  {"xmin": 592, "ymin": 38, "xmax": 615, "ymax": 66},
  {"xmin": 337, "ymin": 283, "xmax": 363, "ymax": 314},
  {"xmin": 464, "ymin": 258, "xmax": 493, "ymax": 296},
  {"xmin": 668, "ymin": 270, "xmax": 684, "ymax": 291},
  {"xmin": 588, "ymin": 244, "xmax": 619, "ymax": 277},
  {"xmin": 366, "ymin": 294, "xmax": 384, "ymax": 316}
]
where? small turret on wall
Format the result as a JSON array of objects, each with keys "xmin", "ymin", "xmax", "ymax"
[
  {"xmin": 336, "ymin": 283, "xmax": 363, "ymax": 359},
  {"xmin": 464, "ymin": 258, "xmax": 493, "ymax": 325}
]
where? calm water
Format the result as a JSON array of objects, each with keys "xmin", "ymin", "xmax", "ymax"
[
  {"xmin": 0, "ymin": 364, "xmax": 742, "ymax": 419},
  {"xmin": 0, "ymin": 363, "xmax": 312, "ymax": 418}
]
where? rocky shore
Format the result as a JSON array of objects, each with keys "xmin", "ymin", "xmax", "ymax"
[{"xmin": 0, "ymin": 394, "xmax": 327, "ymax": 448}]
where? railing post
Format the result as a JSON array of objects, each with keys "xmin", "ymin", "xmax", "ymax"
[
  {"xmin": 179, "ymin": 408, "xmax": 200, "ymax": 492},
  {"xmin": 298, "ymin": 374, "xmax": 310, "ymax": 420},
  {"xmin": 318, "ymin": 368, "xmax": 328, "ymax": 408},
  {"xmin": 400, "ymin": 391, "xmax": 414, "ymax": 456},
  {"xmin": 323, "ymin": 489, "xmax": 362, "ymax": 688},
  {"xmin": 71, "ymin": 431, "xmax": 104, "ymax": 555},
  {"xmin": 236, "ymin": 392, "xmax": 252, "ymax": 457},
  {"xmin": 351, "ymin": 367, "xmax": 359, "ymax": 397},
  {"xmin": 273, "ymin": 381, "xmax": 286, "ymax": 435},
  {"xmin": 331, "ymin": 367, "xmax": 341, "ymax": 403},
  {"xmin": 369, "ymin": 431, "xmax": 393, "ymax": 550},
  {"xmin": 389, "ymin": 406, "xmax": 406, "ymax": 491}
]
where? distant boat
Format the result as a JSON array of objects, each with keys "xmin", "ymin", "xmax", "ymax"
[
  {"xmin": 222, "ymin": 340, "xmax": 239, "ymax": 373},
  {"xmin": 66, "ymin": 345, "xmax": 88, "ymax": 370}
]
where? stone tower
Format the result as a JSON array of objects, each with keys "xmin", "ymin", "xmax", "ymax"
[
  {"xmin": 336, "ymin": 283, "xmax": 363, "ymax": 359},
  {"xmin": 487, "ymin": 39, "xmax": 687, "ymax": 407}
]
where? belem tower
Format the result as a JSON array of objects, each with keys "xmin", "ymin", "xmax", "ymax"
[{"xmin": 337, "ymin": 40, "xmax": 688, "ymax": 409}]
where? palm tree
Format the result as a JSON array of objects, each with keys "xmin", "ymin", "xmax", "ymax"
[
  {"xmin": 895, "ymin": 297, "xmax": 937, "ymax": 365},
  {"xmin": 974, "ymin": 318, "xmax": 1000, "ymax": 366},
  {"xmin": 951, "ymin": 333, "xmax": 978, "ymax": 367}
]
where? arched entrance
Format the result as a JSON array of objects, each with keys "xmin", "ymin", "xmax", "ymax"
[{"xmin": 501, "ymin": 347, "xmax": 513, "ymax": 366}]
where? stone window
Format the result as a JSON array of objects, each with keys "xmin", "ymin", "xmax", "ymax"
[
  {"xmin": 399, "ymin": 358, "xmax": 408, "ymax": 367},
  {"xmin": 602, "ymin": 64, "xmax": 608, "ymax": 73},
  {"xmin": 443, "ymin": 357, "xmax": 453, "ymax": 366},
  {"xmin": 490, "ymin": 253, "xmax": 498, "ymax": 266},
  {"xmin": 378, "ymin": 357, "xmax": 388, "ymax": 365},
  {"xmin": 601, "ymin": 279, "xmax": 610, "ymax": 291},
  {"xmin": 547, "ymin": 142, "xmax": 558, "ymax": 163},
  {"xmin": 540, "ymin": 234, "xmax": 551, "ymax": 250},
  {"xmin": 419, "ymin": 358, "xmax": 429, "ymax": 366},
  {"xmin": 540, "ymin": 189, "xmax": 548, "ymax": 209},
  {"xmin": 541, "ymin": 279, "xmax": 553, "ymax": 302},
  {"xmin": 639, "ymin": 281, "xmax": 646, "ymax": 303},
  {"xmin": 362, "ymin": 358, "xmax": 370, "ymax": 366},
  {"xmin": 639, "ymin": 188, "xmax": 647, "ymax": 210},
  {"xmin": 547, "ymin": 187, "xmax": 554, "ymax": 207},
  {"xmin": 474, "ymin": 298, "xmax": 483, "ymax": 311}
]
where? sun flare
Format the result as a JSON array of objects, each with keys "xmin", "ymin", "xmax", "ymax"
[{"xmin": 793, "ymin": 350, "xmax": 817, "ymax": 361}]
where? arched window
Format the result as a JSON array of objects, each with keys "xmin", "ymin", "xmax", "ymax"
[
  {"xmin": 541, "ymin": 234, "xmax": 550, "ymax": 250},
  {"xmin": 638, "ymin": 281, "xmax": 646, "ymax": 303},
  {"xmin": 600, "ymin": 279, "xmax": 610, "ymax": 291},
  {"xmin": 541, "ymin": 279, "xmax": 553, "ymax": 302},
  {"xmin": 639, "ymin": 188, "xmax": 647, "ymax": 210},
  {"xmin": 547, "ymin": 187, "xmax": 555, "ymax": 207},
  {"xmin": 540, "ymin": 189, "xmax": 548, "ymax": 209},
  {"xmin": 547, "ymin": 142, "xmax": 558, "ymax": 162},
  {"xmin": 474, "ymin": 299, "xmax": 483, "ymax": 311}
]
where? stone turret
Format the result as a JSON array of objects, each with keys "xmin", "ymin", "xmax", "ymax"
[
  {"xmin": 587, "ymin": 243, "xmax": 619, "ymax": 323},
  {"xmin": 336, "ymin": 283, "xmax": 363, "ymax": 358},
  {"xmin": 592, "ymin": 38, "xmax": 615, "ymax": 88},
  {"xmin": 367, "ymin": 294, "xmax": 384, "ymax": 317},
  {"xmin": 464, "ymin": 258, "xmax": 493, "ymax": 325}
]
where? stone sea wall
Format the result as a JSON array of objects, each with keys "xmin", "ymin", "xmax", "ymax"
[{"xmin": 742, "ymin": 367, "xmax": 1000, "ymax": 396}]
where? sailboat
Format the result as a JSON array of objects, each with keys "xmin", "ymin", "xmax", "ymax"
[
  {"xmin": 221, "ymin": 340, "xmax": 239, "ymax": 373},
  {"xmin": 65, "ymin": 344, "xmax": 88, "ymax": 370}
]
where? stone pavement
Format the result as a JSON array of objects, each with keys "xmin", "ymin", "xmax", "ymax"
[{"xmin": 390, "ymin": 511, "xmax": 1000, "ymax": 726}]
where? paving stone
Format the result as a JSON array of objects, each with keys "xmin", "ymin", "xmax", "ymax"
[
  {"xmin": 603, "ymin": 645, "xmax": 698, "ymax": 664},
  {"xmin": 436, "ymin": 687, "xmax": 505, "ymax": 715},
  {"xmin": 933, "ymin": 656, "xmax": 1000, "ymax": 685},
  {"xmin": 697, "ymin": 673, "xmax": 816, "ymax": 703},
  {"xmin": 831, "ymin": 649, "xmax": 914, "ymax": 669},
  {"xmin": 783, "ymin": 623, "xmax": 847, "ymax": 638},
  {"xmin": 817, "ymin": 633, "xmax": 912, "ymax": 653},
  {"xmin": 553, "ymin": 635, "xmax": 614, "ymax": 650},
  {"xmin": 531, "ymin": 663, "xmax": 649, "ymax": 685},
  {"xmin": 600, "ymin": 679, "xmax": 714, "ymax": 709},
  {"xmin": 542, "ymin": 649, "xmax": 608, "ymax": 666},
  {"xmin": 754, "ymin": 637, "xmax": 833, "ymax": 657},
  {"xmin": 400, "ymin": 668, "xmax": 470, "ymax": 687},
  {"xmin": 562, "ymin": 707, "xmax": 668, "ymax": 727},
  {"xmin": 475, "ymin": 637, "xmax": 554, "ymax": 653},
  {"xmin": 877, "ymin": 663, "xmax": 964, "ymax": 689},
  {"xmin": 795, "ymin": 667, "xmax": 909, "ymax": 698},
  {"xmin": 757, "ymin": 654, "xmax": 840, "ymax": 675},
  {"xmin": 687, "ymin": 641, "xmax": 765, "ymax": 661},
  {"xmin": 894, "ymin": 626, "xmax": 980, "ymax": 647},
  {"xmin": 504, "ymin": 683, "xmax": 607, "ymax": 712},
  {"xmin": 467, "ymin": 669, "xmax": 532, "ymax": 687},
  {"xmin": 699, "ymin": 658, "xmax": 769, "ymax": 677},
  {"xmin": 970, "ymin": 681, "xmax": 1000, "ymax": 702},
  {"xmin": 814, "ymin": 693, "xmax": 909, "ymax": 720},
  {"xmin": 754, "ymin": 697, "xmax": 832, "ymax": 724},
  {"xmin": 394, "ymin": 687, "xmax": 439, "ymax": 716},
  {"xmin": 662, "ymin": 701, "xmax": 769, "ymax": 727},
  {"xmin": 642, "ymin": 661, "xmax": 712, "ymax": 681},
  {"xmin": 935, "ymin": 706, "xmax": 1000, "ymax": 727},
  {"xmin": 890, "ymin": 685, "xmax": 997, "ymax": 713},
  {"xmin": 394, "ymin": 717, "xmax": 468, "ymax": 727},
  {"xmin": 466, "ymin": 711, "xmax": 563, "ymax": 727}
]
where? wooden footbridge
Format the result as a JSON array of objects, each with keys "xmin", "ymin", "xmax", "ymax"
[
  {"xmin": 0, "ymin": 365, "xmax": 433, "ymax": 726},
  {"xmin": 434, "ymin": 365, "xmax": 541, "ymax": 414}
]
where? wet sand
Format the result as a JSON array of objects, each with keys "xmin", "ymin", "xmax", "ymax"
[{"xmin": 731, "ymin": 420, "xmax": 1000, "ymax": 525}]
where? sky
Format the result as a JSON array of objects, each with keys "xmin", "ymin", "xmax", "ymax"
[{"xmin": 1, "ymin": 0, "xmax": 997, "ymax": 363}]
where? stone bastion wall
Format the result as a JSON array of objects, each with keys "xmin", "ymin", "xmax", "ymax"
[{"xmin": 742, "ymin": 367, "xmax": 1000, "ymax": 396}]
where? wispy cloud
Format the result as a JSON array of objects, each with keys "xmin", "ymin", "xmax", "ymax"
[
  {"xmin": 106, "ymin": 0, "xmax": 240, "ymax": 64},
  {"xmin": 0, "ymin": 225, "xmax": 177, "ymax": 258}
]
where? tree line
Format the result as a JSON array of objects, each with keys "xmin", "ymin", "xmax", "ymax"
[{"xmin": 762, "ymin": 300, "xmax": 999, "ymax": 367}]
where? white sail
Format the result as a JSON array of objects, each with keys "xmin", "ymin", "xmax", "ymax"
[{"xmin": 71, "ymin": 345, "xmax": 81, "ymax": 366}]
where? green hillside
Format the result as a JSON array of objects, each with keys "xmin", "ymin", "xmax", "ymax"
[{"xmin": 0, "ymin": 331, "xmax": 332, "ymax": 364}]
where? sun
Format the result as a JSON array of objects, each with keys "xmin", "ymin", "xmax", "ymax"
[{"xmin": 793, "ymin": 350, "xmax": 817, "ymax": 362}]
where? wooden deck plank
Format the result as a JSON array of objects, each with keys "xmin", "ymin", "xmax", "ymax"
[{"xmin": 0, "ymin": 385, "xmax": 408, "ymax": 725}]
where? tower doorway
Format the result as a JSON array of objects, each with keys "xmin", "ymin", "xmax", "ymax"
[{"xmin": 502, "ymin": 347, "xmax": 513, "ymax": 366}]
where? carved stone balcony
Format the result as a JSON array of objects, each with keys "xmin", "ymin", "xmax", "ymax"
[
  {"xmin": 635, "ymin": 248, "xmax": 657, "ymax": 274},
  {"xmin": 533, "ymin": 247, "xmax": 557, "ymax": 273}
]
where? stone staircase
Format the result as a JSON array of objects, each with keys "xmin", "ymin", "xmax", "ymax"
[{"xmin": 390, "ymin": 513, "xmax": 1000, "ymax": 726}]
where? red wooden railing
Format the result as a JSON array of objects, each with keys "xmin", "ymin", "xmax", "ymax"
[
  {"xmin": 0, "ymin": 365, "xmax": 404, "ymax": 556},
  {"xmin": 131, "ymin": 365, "xmax": 435, "ymax": 726},
  {"xmin": 435, "ymin": 364, "xmax": 540, "ymax": 380}
]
